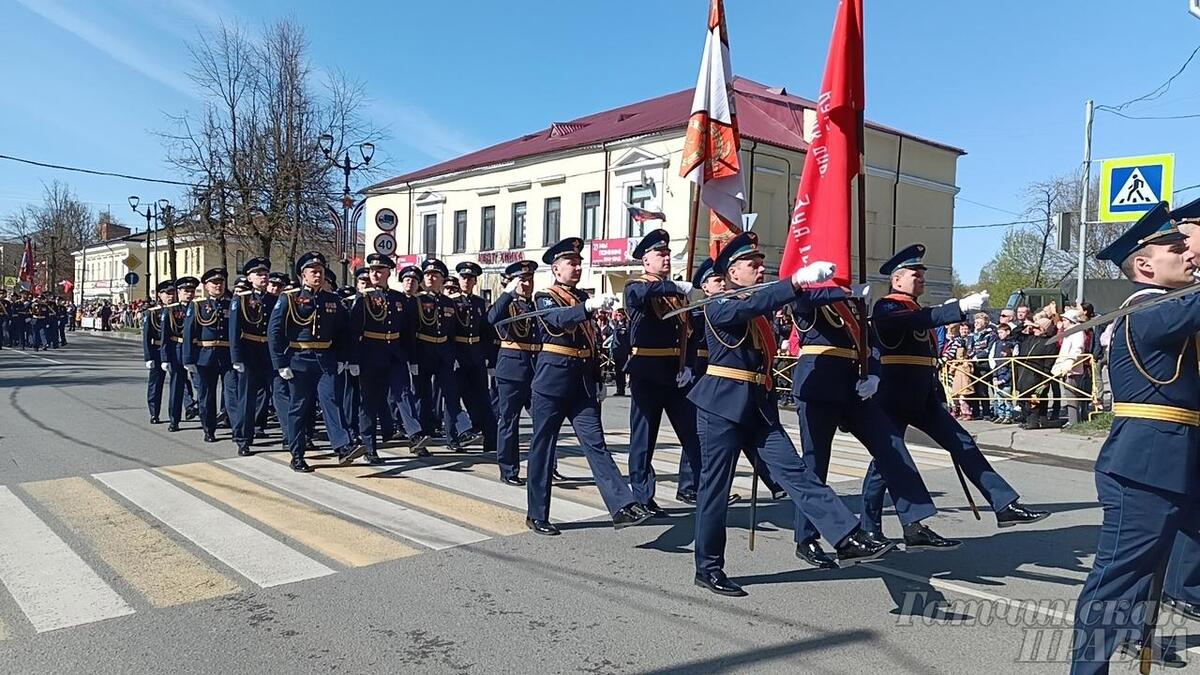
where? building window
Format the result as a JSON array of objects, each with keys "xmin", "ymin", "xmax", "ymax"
[
  {"xmin": 626, "ymin": 184, "xmax": 654, "ymax": 237},
  {"xmin": 481, "ymin": 206, "xmax": 496, "ymax": 251},
  {"xmin": 543, "ymin": 197, "xmax": 560, "ymax": 246},
  {"xmin": 581, "ymin": 191, "xmax": 600, "ymax": 240},
  {"xmin": 453, "ymin": 210, "xmax": 467, "ymax": 254},
  {"xmin": 511, "ymin": 202, "xmax": 527, "ymax": 249},
  {"xmin": 236, "ymin": 249, "xmax": 245, "ymax": 270},
  {"xmin": 423, "ymin": 213, "xmax": 438, "ymax": 256}
]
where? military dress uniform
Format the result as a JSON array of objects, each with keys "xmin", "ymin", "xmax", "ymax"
[
  {"xmin": 525, "ymin": 237, "xmax": 649, "ymax": 535},
  {"xmin": 267, "ymin": 252, "xmax": 362, "ymax": 472},
  {"xmin": 453, "ymin": 261, "xmax": 497, "ymax": 452},
  {"xmin": 864, "ymin": 245, "xmax": 1044, "ymax": 533},
  {"xmin": 338, "ymin": 285, "xmax": 362, "ymax": 446},
  {"xmin": 487, "ymin": 260, "xmax": 540, "ymax": 485},
  {"xmin": 265, "ymin": 272, "xmax": 292, "ymax": 445},
  {"xmin": 142, "ymin": 281, "xmax": 174, "ymax": 424},
  {"xmin": 0, "ymin": 290, "xmax": 9, "ymax": 348},
  {"xmin": 229, "ymin": 258, "xmax": 275, "ymax": 457},
  {"xmin": 11, "ymin": 296, "xmax": 29, "ymax": 348},
  {"xmin": 789, "ymin": 287, "xmax": 949, "ymax": 568},
  {"xmin": 30, "ymin": 299, "xmax": 49, "ymax": 350},
  {"xmin": 412, "ymin": 259, "xmax": 467, "ymax": 447},
  {"xmin": 160, "ymin": 277, "xmax": 198, "ymax": 431},
  {"xmin": 183, "ymin": 268, "xmax": 233, "ymax": 443},
  {"xmin": 688, "ymin": 232, "xmax": 892, "ymax": 597},
  {"xmin": 623, "ymin": 229, "xmax": 704, "ymax": 515},
  {"xmin": 1071, "ymin": 204, "xmax": 1200, "ymax": 673}
]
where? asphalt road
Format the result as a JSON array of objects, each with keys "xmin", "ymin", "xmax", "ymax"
[{"xmin": 0, "ymin": 332, "xmax": 1185, "ymax": 673}]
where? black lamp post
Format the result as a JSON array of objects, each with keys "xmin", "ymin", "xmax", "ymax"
[
  {"xmin": 319, "ymin": 134, "xmax": 374, "ymax": 281},
  {"xmin": 129, "ymin": 196, "xmax": 171, "ymax": 301}
]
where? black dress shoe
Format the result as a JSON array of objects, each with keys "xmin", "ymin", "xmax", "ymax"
[
  {"xmin": 150, "ymin": 417, "xmax": 161, "ymax": 425},
  {"xmin": 410, "ymin": 434, "xmax": 432, "ymax": 454},
  {"xmin": 1164, "ymin": 594, "xmax": 1200, "ymax": 621},
  {"xmin": 795, "ymin": 539, "xmax": 838, "ymax": 570},
  {"xmin": 835, "ymin": 529, "xmax": 896, "ymax": 567},
  {"xmin": 612, "ymin": 504, "xmax": 651, "ymax": 530},
  {"xmin": 203, "ymin": 432, "xmax": 217, "ymax": 443},
  {"xmin": 902, "ymin": 523, "xmax": 962, "ymax": 551},
  {"xmin": 995, "ymin": 501, "xmax": 1050, "ymax": 528},
  {"xmin": 526, "ymin": 518, "xmax": 561, "ymax": 536},
  {"xmin": 290, "ymin": 459, "xmax": 313, "ymax": 473},
  {"xmin": 237, "ymin": 445, "xmax": 252, "ymax": 457},
  {"xmin": 551, "ymin": 469, "xmax": 570, "ymax": 481},
  {"xmin": 458, "ymin": 430, "xmax": 482, "ymax": 446},
  {"xmin": 365, "ymin": 451, "xmax": 385, "ymax": 465},
  {"xmin": 642, "ymin": 500, "xmax": 670, "ymax": 518},
  {"xmin": 771, "ymin": 489, "xmax": 789, "ymax": 500},
  {"xmin": 336, "ymin": 445, "xmax": 367, "ymax": 466},
  {"xmin": 727, "ymin": 493, "xmax": 742, "ymax": 505},
  {"xmin": 1116, "ymin": 639, "xmax": 1186, "ymax": 668},
  {"xmin": 168, "ymin": 423, "xmax": 180, "ymax": 432},
  {"xmin": 694, "ymin": 571, "xmax": 747, "ymax": 597},
  {"xmin": 500, "ymin": 475, "xmax": 526, "ymax": 486},
  {"xmin": 675, "ymin": 488, "xmax": 698, "ymax": 504},
  {"xmin": 185, "ymin": 406, "xmax": 198, "ymax": 420},
  {"xmin": 861, "ymin": 530, "xmax": 894, "ymax": 548}
]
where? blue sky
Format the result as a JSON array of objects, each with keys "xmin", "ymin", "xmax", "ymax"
[{"xmin": 3, "ymin": 0, "xmax": 1200, "ymax": 282}]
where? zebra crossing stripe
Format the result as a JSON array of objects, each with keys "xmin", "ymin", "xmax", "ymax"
[
  {"xmin": 402, "ymin": 463, "xmax": 607, "ymax": 522},
  {"xmin": 0, "ymin": 487, "xmax": 135, "ymax": 632},
  {"xmin": 94, "ymin": 469, "xmax": 334, "ymax": 588}
]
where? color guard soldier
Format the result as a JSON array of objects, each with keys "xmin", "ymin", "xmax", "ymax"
[
  {"xmin": 526, "ymin": 237, "xmax": 650, "ymax": 535},
  {"xmin": 183, "ymin": 268, "xmax": 232, "ymax": 443},
  {"xmin": 267, "ymin": 251, "xmax": 363, "ymax": 472},
  {"xmin": 0, "ymin": 288, "xmax": 8, "ymax": 348},
  {"xmin": 453, "ymin": 261, "xmax": 497, "ymax": 453},
  {"xmin": 10, "ymin": 292, "xmax": 29, "ymax": 348},
  {"xmin": 142, "ymin": 280, "xmax": 176, "ymax": 424},
  {"xmin": 689, "ymin": 232, "xmax": 893, "ymax": 597},
  {"xmin": 1070, "ymin": 203, "xmax": 1200, "ymax": 672},
  {"xmin": 864, "ymin": 244, "xmax": 1047, "ymax": 534},
  {"xmin": 161, "ymin": 276, "xmax": 198, "ymax": 432},
  {"xmin": 789, "ymin": 275, "xmax": 954, "ymax": 570},
  {"xmin": 413, "ymin": 258, "xmax": 469, "ymax": 449},
  {"xmin": 229, "ymin": 258, "xmax": 274, "ymax": 457},
  {"xmin": 487, "ymin": 260, "xmax": 539, "ymax": 485},
  {"xmin": 623, "ymin": 229, "xmax": 703, "ymax": 517}
]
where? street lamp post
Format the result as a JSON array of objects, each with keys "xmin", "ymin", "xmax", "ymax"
[
  {"xmin": 319, "ymin": 134, "xmax": 374, "ymax": 282},
  {"xmin": 129, "ymin": 196, "xmax": 158, "ymax": 301}
]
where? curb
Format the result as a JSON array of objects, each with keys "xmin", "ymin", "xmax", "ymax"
[{"xmin": 73, "ymin": 329, "xmax": 141, "ymax": 343}]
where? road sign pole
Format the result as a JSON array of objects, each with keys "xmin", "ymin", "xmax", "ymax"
[{"xmin": 1077, "ymin": 99, "xmax": 1094, "ymax": 304}]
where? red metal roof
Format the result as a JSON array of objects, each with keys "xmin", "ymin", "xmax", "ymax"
[{"xmin": 366, "ymin": 77, "xmax": 964, "ymax": 191}]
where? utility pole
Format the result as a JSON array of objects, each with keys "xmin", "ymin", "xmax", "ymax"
[{"xmin": 1076, "ymin": 99, "xmax": 1094, "ymax": 304}]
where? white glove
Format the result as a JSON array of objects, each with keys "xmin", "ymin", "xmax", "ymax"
[
  {"xmin": 504, "ymin": 278, "xmax": 521, "ymax": 294},
  {"xmin": 232, "ymin": 362, "xmax": 245, "ymax": 373},
  {"xmin": 161, "ymin": 362, "xmax": 170, "ymax": 372},
  {"xmin": 184, "ymin": 364, "xmax": 198, "ymax": 374},
  {"xmin": 943, "ymin": 298, "xmax": 958, "ymax": 306},
  {"xmin": 278, "ymin": 367, "xmax": 294, "ymax": 380},
  {"xmin": 337, "ymin": 361, "xmax": 347, "ymax": 374},
  {"xmin": 584, "ymin": 293, "xmax": 617, "ymax": 312},
  {"xmin": 487, "ymin": 368, "xmax": 495, "ymax": 377},
  {"xmin": 596, "ymin": 383, "xmax": 607, "ymax": 401},
  {"xmin": 673, "ymin": 281, "xmax": 694, "ymax": 295},
  {"xmin": 675, "ymin": 366, "xmax": 693, "ymax": 388},
  {"xmin": 348, "ymin": 364, "xmax": 360, "ymax": 377},
  {"xmin": 855, "ymin": 375, "xmax": 880, "ymax": 400},
  {"xmin": 958, "ymin": 291, "xmax": 989, "ymax": 313},
  {"xmin": 791, "ymin": 261, "xmax": 836, "ymax": 286},
  {"xmin": 849, "ymin": 283, "xmax": 872, "ymax": 300},
  {"xmin": 145, "ymin": 360, "xmax": 155, "ymax": 370},
  {"xmin": 409, "ymin": 363, "xmax": 419, "ymax": 376}
]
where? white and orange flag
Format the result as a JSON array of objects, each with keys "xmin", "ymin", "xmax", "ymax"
[{"xmin": 679, "ymin": 0, "xmax": 745, "ymax": 259}]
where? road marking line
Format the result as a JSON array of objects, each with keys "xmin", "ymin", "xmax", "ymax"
[
  {"xmin": 558, "ymin": 452, "xmax": 686, "ymax": 506},
  {"xmin": 0, "ymin": 487, "xmax": 134, "ymax": 632},
  {"xmin": 830, "ymin": 442, "xmax": 955, "ymax": 469},
  {"xmin": 400, "ymin": 461, "xmax": 607, "ymax": 522},
  {"xmin": 5, "ymin": 349, "xmax": 66, "ymax": 365},
  {"xmin": 217, "ymin": 457, "xmax": 488, "ymax": 550},
  {"xmin": 870, "ymin": 563, "xmax": 1073, "ymax": 624},
  {"xmin": 22, "ymin": 478, "xmax": 241, "ymax": 608},
  {"xmin": 305, "ymin": 461, "xmax": 529, "ymax": 536},
  {"xmin": 94, "ymin": 469, "xmax": 333, "ymax": 588},
  {"xmin": 160, "ymin": 464, "xmax": 419, "ymax": 567},
  {"xmin": 0, "ymin": 616, "xmax": 7, "ymax": 640}
]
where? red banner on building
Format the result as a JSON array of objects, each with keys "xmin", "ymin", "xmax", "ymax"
[{"xmin": 590, "ymin": 238, "xmax": 632, "ymax": 267}]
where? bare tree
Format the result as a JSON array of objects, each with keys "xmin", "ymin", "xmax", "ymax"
[{"xmin": 0, "ymin": 181, "xmax": 95, "ymax": 290}]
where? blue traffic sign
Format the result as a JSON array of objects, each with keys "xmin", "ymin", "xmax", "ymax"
[
  {"xmin": 124, "ymin": 272, "xmax": 139, "ymax": 286},
  {"xmin": 1098, "ymin": 153, "xmax": 1174, "ymax": 223}
]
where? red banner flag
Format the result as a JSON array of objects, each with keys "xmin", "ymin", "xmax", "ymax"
[
  {"xmin": 18, "ymin": 237, "xmax": 36, "ymax": 285},
  {"xmin": 779, "ymin": 0, "xmax": 864, "ymax": 286},
  {"xmin": 679, "ymin": 0, "xmax": 746, "ymax": 259}
]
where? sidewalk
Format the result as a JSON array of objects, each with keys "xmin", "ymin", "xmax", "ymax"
[
  {"xmin": 75, "ymin": 327, "xmax": 141, "ymax": 342},
  {"xmin": 947, "ymin": 419, "xmax": 1104, "ymax": 464}
]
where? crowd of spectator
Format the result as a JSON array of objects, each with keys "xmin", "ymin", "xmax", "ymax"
[{"xmin": 75, "ymin": 298, "xmax": 147, "ymax": 330}]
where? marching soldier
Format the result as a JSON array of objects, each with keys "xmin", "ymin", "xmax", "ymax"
[
  {"xmin": 265, "ymin": 271, "xmax": 291, "ymax": 446},
  {"xmin": 142, "ymin": 280, "xmax": 175, "ymax": 424},
  {"xmin": 453, "ymin": 261, "xmax": 497, "ymax": 453},
  {"xmin": 267, "ymin": 251, "xmax": 363, "ymax": 472},
  {"xmin": 160, "ymin": 277, "xmax": 198, "ymax": 432},
  {"xmin": 1070, "ymin": 203, "xmax": 1200, "ymax": 671},
  {"xmin": 229, "ymin": 258, "xmax": 274, "ymax": 457},
  {"xmin": 413, "ymin": 258, "xmax": 469, "ymax": 449},
  {"xmin": 183, "ymin": 268, "xmax": 232, "ymax": 443},
  {"xmin": 399, "ymin": 265, "xmax": 421, "ymax": 297},
  {"xmin": 690, "ymin": 232, "xmax": 893, "ymax": 597},
  {"xmin": 623, "ymin": 229, "xmax": 703, "ymax": 517},
  {"xmin": 526, "ymin": 236, "xmax": 650, "ymax": 535},
  {"xmin": 864, "ymin": 244, "xmax": 1047, "ymax": 534},
  {"xmin": 11, "ymin": 291, "xmax": 29, "ymax": 348},
  {"xmin": 0, "ymin": 288, "xmax": 8, "ymax": 348},
  {"xmin": 789, "ymin": 275, "xmax": 955, "ymax": 570},
  {"xmin": 339, "ymin": 281, "xmax": 363, "ymax": 447},
  {"xmin": 487, "ymin": 260, "xmax": 539, "ymax": 485}
]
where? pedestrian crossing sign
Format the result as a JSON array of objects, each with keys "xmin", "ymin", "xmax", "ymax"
[{"xmin": 1098, "ymin": 153, "xmax": 1174, "ymax": 223}]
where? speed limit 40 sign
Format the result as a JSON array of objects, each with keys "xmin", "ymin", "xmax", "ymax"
[{"xmin": 373, "ymin": 232, "xmax": 397, "ymax": 256}]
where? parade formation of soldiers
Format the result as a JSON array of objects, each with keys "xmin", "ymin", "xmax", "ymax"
[{"xmin": 0, "ymin": 289, "xmax": 72, "ymax": 351}]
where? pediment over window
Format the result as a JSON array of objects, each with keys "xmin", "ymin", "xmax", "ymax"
[
  {"xmin": 611, "ymin": 147, "xmax": 669, "ymax": 175},
  {"xmin": 414, "ymin": 191, "xmax": 446, "ymax": 206}
]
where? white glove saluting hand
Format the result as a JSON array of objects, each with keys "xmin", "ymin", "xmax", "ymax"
[
  {"xmin": 791, "ymin": 261, "xmax": 836, "ymax": 286},
  {"xmin": 232, "ymin": 362, "xmax": 245, "ymax": 373},
  {"xmin": 673, "ymin": 280, "xmax": 694, "ymax": 295},
  {"xmin": 409, "ymin": 363, "xmax": 419, "ymax": 376},
  {"xmin": 584, "ymin": 293, "xmax": 617, "ymax": 312},
  {"xmin": 958, "ymin": 291, "xmax": 989, "ymax": 313},
  {"xmin": 855, "ymin": 375, "xmax": 880, "ymax": 400},
  {"xmin": 184, "ymin": 364, "xmax": 198, "ymax": 374},
  {"xmin": 849, "ymin": 283, "xmax": 872, "ymax": 301},
  {"xmin": 161, "ymin": 362, "xmax": 170, "ymax": 372},
  {"xmin": 504, "ymin": 277, "xmax": 521, "ymax": 294},
  {"xmin": 278, "ymin": 367, "xmax": 294, "ymax": 380}
]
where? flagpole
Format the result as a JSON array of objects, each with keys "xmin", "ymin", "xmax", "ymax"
[
  {"xmin": 856, "ymin": 112, "xmax": 867, "ymax": 285},
  {"xmin": 685, "ymin": 184, "xmax": 702, "ymax": 279}
]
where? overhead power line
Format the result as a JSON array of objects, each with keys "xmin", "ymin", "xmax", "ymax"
[{"xmin": 1096, "ymin": 44, "xmax": 1200, "ymax": 113}]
